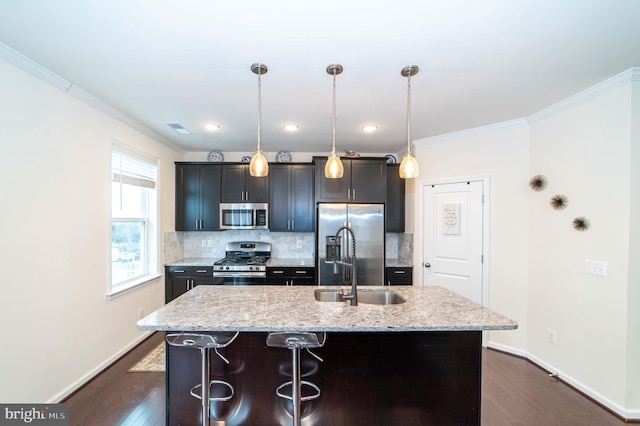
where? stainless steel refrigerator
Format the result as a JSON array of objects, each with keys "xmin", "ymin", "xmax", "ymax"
[{"xmin": 317, "ymin": 203, "xmax": 385, "ymax": 286}]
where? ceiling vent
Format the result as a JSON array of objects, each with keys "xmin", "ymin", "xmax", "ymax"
[{"xmin": 166, "ymin": 122, "xmax": 191, "ymax": 135}]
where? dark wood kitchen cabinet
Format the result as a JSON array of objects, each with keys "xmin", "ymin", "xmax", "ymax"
[
  {"xmin": 220, "ymin": 164, "xmax": 268, "ymax": 202},
  {"xmin": 314, "ymin": 157, "xmax": 387, "ymax": 203},
  {"xmin": 385, "ymin": 164, "xmax": 405, "ymax": 232},
  {"xmin": 175, "ymin": 163, "xmax": 221, "ymax": 231},
  {"xmin": 269, "ymin": 164, "xmax": 314, "ymax": 232},
  {"xmin": 164, "ymin": 266, "xmax": 214, "ymax": 303},
  {"xmin": 385, "ymin": 266, "xmax": 413, "ymax": 285},
  {"xmin": 266, "ymin": 267, "xmax": 315, "ymax": 285}
]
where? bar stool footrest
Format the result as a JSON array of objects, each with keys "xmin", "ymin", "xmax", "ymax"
[
  {"xmin": 276, "ymin": 380, "xmax": 321, "ymax": 402},
  {"xmin": 190, "ymin": 380, "xmax": 234, "ymax": 402}
]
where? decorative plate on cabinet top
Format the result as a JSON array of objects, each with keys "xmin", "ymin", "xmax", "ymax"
[
  {"xmin": 385, "ymin": 154, "xmax": 397, "ymax": 164},
  {"xmin": 241, "ymin": 156, "xmax": 251, "ymax": 163},
  {"xmin": 207, "ymin": 150, "xmax": 224, "ymax": 162},
  {"xmin": 275, "ymin": 150, "xmax": 292, "ymax": 163}
]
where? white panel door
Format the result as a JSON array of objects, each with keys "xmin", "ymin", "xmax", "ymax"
[{"xmin": 423, "ymin": 181, "xmax": 484, "ymax": 304}]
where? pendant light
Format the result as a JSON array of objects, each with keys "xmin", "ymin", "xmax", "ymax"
[
  {"xmin": 399, "ymin": 65, "xmax": 420, "ymax": 179},
  {"xmin": 325, "ymin": 64, "xmax": 344, "ymax": 179},
  {"xmin": 249, "ymin": 63, "xmax": 269, "ymax": 177}
]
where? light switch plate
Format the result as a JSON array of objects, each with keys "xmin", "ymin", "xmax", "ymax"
[{"xmin": 585, "ymin": 259, "xmax": 607, "ymax": 277}]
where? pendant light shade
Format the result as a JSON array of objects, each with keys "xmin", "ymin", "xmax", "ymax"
[
  {"xmin": 249, "ymin": 63, "xmax": 269, "ymax": 177},
  {"xmin": 325, "ymin": 64, "xmax": 344, "ymax": 179},
  {"xmin": 399, "ymin": 65, "xmax": 419, "ymax": 179}
]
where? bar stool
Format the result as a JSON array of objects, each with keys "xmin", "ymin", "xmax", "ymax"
[
  {"xmin": 266, "ymin": 332, "xmax": 326, "ymax": 426},
  {"xmin": 166, "ymin": 331, "xmax": 239, "ymax": 426}
]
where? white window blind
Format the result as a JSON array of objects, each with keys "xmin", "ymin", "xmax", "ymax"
[{"xmin": 112, "ymin": 146, "xmax": 157, "ymax": 189}]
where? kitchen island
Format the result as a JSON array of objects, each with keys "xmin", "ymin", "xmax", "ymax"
[{"xmin": 138, "ymin": 285, "xmax": 516, "ymax": 425}]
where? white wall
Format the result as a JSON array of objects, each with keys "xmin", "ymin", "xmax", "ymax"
[
  {"xmin": 410, "ymin": 70, "xmax": 639, "ymax": 417},
  {"xmin": 627, "ymin": 80, "xmax": 640, "ymax": 414},
  {"xmin": 412, "ymin": 121, "xmax": 530, "ymax": 351},
  {"xmin": 528, "ymin": 83, "xmax": 633, "ymax": 411},
  {"xmin": 0, "ymin": 58, "xmax": 183, "ymax": 402}
]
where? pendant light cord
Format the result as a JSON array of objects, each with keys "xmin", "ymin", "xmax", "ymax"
[
  {"xmin": 257, "ymin": 68, "xmax": 262, "ymax": 152},
  {"xmin": 332, "ymin": 69, "xmax": 337, "ymax": 155},
  {"xmin": 406, "ymin": 68, "xmax": 412, "ymax": 156}
]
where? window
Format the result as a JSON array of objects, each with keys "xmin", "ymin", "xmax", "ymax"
[{"xmin": 110, "ymin": 143, "xmax": 159, "ymax": 295}]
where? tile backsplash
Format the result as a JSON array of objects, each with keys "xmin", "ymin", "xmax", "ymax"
[{"xmin": 163, "ymin": 231, "xmax": 413, "ymax": 263}]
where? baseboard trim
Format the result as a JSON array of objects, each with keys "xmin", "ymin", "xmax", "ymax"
[
  {"xmin": 486, "ymin": 341, "xmax": 640, "ymax": 422},
  {"xmin": 49, "ymin": 331, "xmax": 153, "ymax": 403}
]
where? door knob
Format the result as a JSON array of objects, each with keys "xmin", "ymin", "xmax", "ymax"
[{"xmin": 424, "ymin": 263, "xmax": 431, "ymax": 268}]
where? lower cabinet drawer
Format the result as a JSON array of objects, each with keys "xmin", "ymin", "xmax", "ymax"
[
  {"xmin": 385, "ymin": 267, "xmax": 413, "ymax": 285},
  {"xmin": 267, "ymin": 267, "xmax": 316, "ymax": 285}
]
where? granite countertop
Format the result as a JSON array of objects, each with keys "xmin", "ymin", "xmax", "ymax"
[
  {"xmin": 137, "ymin": 285, "xmax": 517, "ymax": 332},
  {"xmin": 268, "ymin": 258, "xmax": 315, "ymax": 267},
  {"xmin": 165, "ymin": 258, "xmax": 218, "ymax": 267},
  {"xmin": 166, "ymin": 258, "xmax": 410, "ymax": 268}
]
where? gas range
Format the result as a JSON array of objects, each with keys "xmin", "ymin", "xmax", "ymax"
[{"xmin": 213, "ymin": 242, "xmax": 271, "ymax": 284}]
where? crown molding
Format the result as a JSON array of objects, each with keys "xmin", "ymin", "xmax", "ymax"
[
  {"xmin": 415, "ymin": 118, "xmax": 529, "ymax": 145},
  {"xmin": 0, "ymin": 42, "xmax": 184, "ymax": 154},
  {"xmin": 528, "ymin": 67, "xmax": 640, "ymax": 124}
]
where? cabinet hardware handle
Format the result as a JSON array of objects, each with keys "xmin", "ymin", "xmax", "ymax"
[
  {"xmin": 291, "ymin": 220, "xmax": 294, "ymax": 230},
  {"xmin": 353, "ymin": 189, "xmax": 356, "ymax": 199},
  {"xmin": 424, "ymin": 263, "xmax": 431, "ymax": 268},
  {"xmin": 347, "ymin": 189, "xmax": 351, "ymax": 199},
  {"xmin": 394, "ymin": 271, "xmax": 406, "ymax": 274},
  {"xmin": 295, "ymin": 271, "xmax": 306, "ymax": 274},
  {"xmin": 273, "ymin": 271, "xmax": 284, "ymax": 274},
  {"xmin": 174, "ymin": 270, "xmax": 185, "ymax": 273},
  {"xmin": 196, "ymin": 270, "xmax": 207, "ymax": 273}
]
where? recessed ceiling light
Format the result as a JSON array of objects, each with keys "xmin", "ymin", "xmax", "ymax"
[
  {"xmin": 361, "ymin": 124, "xmax": 378, "ymax": 133},
  {"xmin": 204, "ymin": 123, "xmax": 221, "ymax": 131},
  {"xmin": 283, "ymin": 123, "xmax": 300, "ymax": 132}
]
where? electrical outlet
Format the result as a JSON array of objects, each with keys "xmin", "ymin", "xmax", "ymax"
[
  {"xmin": 297, "ymin": 240, "xmax": 303, "ymax": 248},
  {"xmin": 207, "ymin": 240, "xmax": 212, "ymax": 247},
  {"xmin": 547, "ymin": 328, "xmax": 557, "ymax": 344},
  {"xmin": 585, "ymin": 259, "xmax": 607, "ymax": 277},
  {"xmin": 201, "ymin": 239, "xmax": 206, "ymax": 247},
  {"xmin": 138, "ymin": 308, "xmax": 145, "ymax": 319}
]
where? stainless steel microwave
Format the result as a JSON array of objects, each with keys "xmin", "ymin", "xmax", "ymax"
[{"xmin": 219, "ymin": 203, "xmax": 268, "ymax": 230}]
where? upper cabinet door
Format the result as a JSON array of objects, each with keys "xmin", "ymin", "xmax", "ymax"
[
  {"xmin": 220, "ymin": 165, "xmax": 246, "ymax": 202},
  {"xmin": 175, "ymin": 164, "xmax": 221, "ymax": 231},
  {"xmin": 290, "ymin": 165, "xmax": 314, "ymax": 231},
  {"xmin": 246, "ymin": 173, "xmax": 269, "ymax": 202},
  {"xmin": 385, "ymin": 164, "xmax": 405, "ymax": 232},
  {"xmin": 314, "ymin": 158, "xmax": 352, "ymax": 202},
  {"xmin": 221, "ymin": 164, "xmax": 269, "ymax": 202},
  {"xmin": 314, "ymin": 158, "xmax": 386, "ymax": 203},
  {"xmin": 269, "ymin": 165, "xmax": 291, "ymax": 231},
  {"xmin": 269, "ymin": 164, "xmax": 314, "ymax": 232},
  {"xmin": 350, "ymin": 160, "xmax": 387, "ymax": 203}
]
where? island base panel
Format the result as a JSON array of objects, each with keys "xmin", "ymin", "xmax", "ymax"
[{"xmin": 167, "ymin": 331, "xmax": 481, "ymax": 425}]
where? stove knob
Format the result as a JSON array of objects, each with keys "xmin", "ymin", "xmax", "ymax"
[{"xmin": 225, "ymin": 266, "xmax": 229, "ymax": 270}]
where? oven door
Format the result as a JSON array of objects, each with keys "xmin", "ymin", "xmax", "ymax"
[{"xmin": 213, "ymin": 272, "xmax": 267, "ymax": 285}]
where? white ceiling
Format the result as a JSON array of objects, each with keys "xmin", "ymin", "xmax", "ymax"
[{"xmin": 2, "ymin": 0, "xmax": 640, "ymax": 155}]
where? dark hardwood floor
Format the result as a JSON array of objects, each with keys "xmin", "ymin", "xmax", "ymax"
[{"xmin": 64, "ymin": 332, "xmax": 630, "ymax": 425}]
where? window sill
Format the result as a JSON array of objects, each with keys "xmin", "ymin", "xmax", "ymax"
[{"xmin": 107, "ymin": 274, "xmax": 162, "ymax": 299}]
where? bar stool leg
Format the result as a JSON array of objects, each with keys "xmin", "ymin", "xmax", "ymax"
[
  {"xmin": 292, "ymin": 347, "xmax": 301, "ymax": 426},
  {"xmin": 201, "ymin": 347, "xmax": 210, "ymax": 426}
]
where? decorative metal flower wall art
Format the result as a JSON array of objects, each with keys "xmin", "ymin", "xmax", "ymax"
[
  {"xmin": 550, "ymin": 194, "xmax": 569, "ymax": 210},
  {"xmin": 529, "ymin": 175, "xmax": 547, "ymax": 192},
  {"xmin": 572, "ymin": 217, "xmax": 590, "ymax": 231}
]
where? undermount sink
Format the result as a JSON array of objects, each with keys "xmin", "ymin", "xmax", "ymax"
[{"xmin": 314, "ymin": 288, "xmax": 406, "ymax": 305}]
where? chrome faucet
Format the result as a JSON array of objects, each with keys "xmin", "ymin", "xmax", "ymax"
[{"xmin": 333, "ymin": 224, "xmax": 358, "ymax": 306}]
